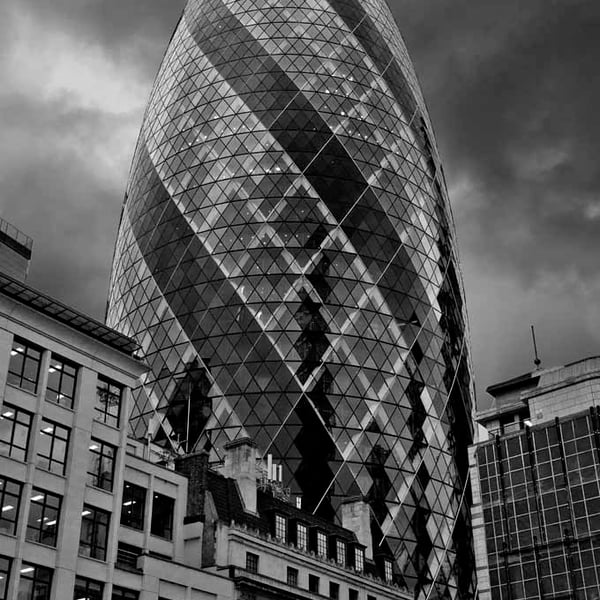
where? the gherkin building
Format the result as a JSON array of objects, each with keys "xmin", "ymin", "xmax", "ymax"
[{"xmin": 107, "ymin": 0, "xmax": 477, "ymax": 597}]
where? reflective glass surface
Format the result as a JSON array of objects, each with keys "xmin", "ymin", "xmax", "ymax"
[{"xmin": 107, "ymin": 0, "xmax": 475, "ymax": 596}]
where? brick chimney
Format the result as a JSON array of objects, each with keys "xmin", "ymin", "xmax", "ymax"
[
  {"xmin": 221, "ymin": 438, "xmax": 257, "ymax": 514},
  {"xmin": 175, "ymin": 449, "xmax": 210, "ymax": 522},
  {"xmin": 342, "ymin": 497, "xmax": 373, "ymax": 559}
]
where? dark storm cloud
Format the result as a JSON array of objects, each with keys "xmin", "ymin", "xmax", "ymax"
[{"xmin": 1, "ymin": 0, "xmax": 599, "ymax": 404}]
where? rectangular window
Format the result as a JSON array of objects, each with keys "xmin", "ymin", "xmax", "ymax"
[
  {"xmin": 8, "ymin": 338, "xmax": 41, "ymax": 393},
  {"xmin": 297, "ymin": 522, "xmax": 308, "ymax": 550},
  {"xmin": 79, "ymin": 505, "xmax": 110, "ymax": 561},
  {"xmin": 317, "ymin": 530, "xmax": 328, "ymax": 557},
  {"xmin": 18, "ymin": 564, "xmax": 52, "ymax": 600},
  {"xmin": 73, "ymin": 576, "xmax": 103, "ymax": 600},
  {"xmin": 349, "ymin": 589, "xmax": 358, "ymax": 600},
  {"xmin": 87, "ymin": 439, "xmax": 115, "ymax": 491},
  {"xmin": 120, "ymin": 482, "xmax": 146, "ymax": 530},
  {"xmin": 367, "ymin": 596, "xmax": 376, "ymax": 600},
  {"xmin": 26, "ymin": 489, "xmax": 61, "ymax": 547},
  {"xmin": 286, "ymin": 567, "xmax": 298, "ymax": 587},
  {"xmin": 95, "ymin": 377, "xmax": 122, "ymax": 428},
  {"xmin": 46, "ymin": 354, "xmax": 78, "ymax": 409},
  {"xmin": 151, "ymin": 493, "xmax": 174, "ymax": 540},
  {"xmin": 0, "ymin": 405, "xmax": 32, "ymax": 461},
  {"xmin": 116, "ymin": 542, "xmax": 142, "ymax": 571},
  {"xmin": 330, "ymin": 582, "xmax": 340, "ymax": 600},
  {"xmin": 112, "ymin": 586, "xmax": 139, "ymax": 600},
  {"xmin": 246, "ymin": 552, "xmax": 259, "ymax": 573},
  {"xmin": 309, "ymin": 574, "xmax": 320, "ymax": 593},
  {"xmin": 336, "ymin": 540, "xmax": 346, "ymax": 565},
  {"xmin": 384, "ymin": 559, "xmax": 393, "ymax": 583},
  {"xmin": 0, "ymin": 556, "xmax": 11, "ymax": 600},
  {"xmin": 275, "ymin": 513, "xmax": 287, "ymax": 541},
  {"xmin": 37, "ymin": 419, "xmax": 69, "ymax": 475},
  {"xmin": 0, "ymin": 476, "xmax": 21, "ymax": 535},
  {"xmin": 354, "ymin": 547, "xmax": 365, "ymax": 572}
]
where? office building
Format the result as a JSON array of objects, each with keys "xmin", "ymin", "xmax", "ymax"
[
  {"xmin": 107, "ymin": 0, "xmax": 477, "ymax": 596},
  {"xmin": 472, "ymin": 357, "xmax": 600, "ymax": 600}
]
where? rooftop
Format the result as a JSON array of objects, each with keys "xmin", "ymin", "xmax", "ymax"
[{"xmin": 0, "ymin": 270, "xmax": 140, "ymax": 356}]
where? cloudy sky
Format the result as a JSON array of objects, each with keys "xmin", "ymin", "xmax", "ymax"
[{"xmin": 1, "ymin": 0, "xmax": 598, "ymax": 408}]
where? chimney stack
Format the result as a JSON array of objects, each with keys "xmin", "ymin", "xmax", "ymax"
[{"xmin": 221, "ymin": 438, "xmax": 257, "ymax": 514}]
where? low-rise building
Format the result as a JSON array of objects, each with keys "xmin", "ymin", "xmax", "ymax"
[{"xmin": 471, "ymin": 357, "xmax": 600, "ymax": 600}]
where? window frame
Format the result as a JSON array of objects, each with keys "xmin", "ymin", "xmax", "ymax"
[
  {"xmin": 274, "ymin": 513, "xmax": 287, "ymax": 542},
  {"xmin": 286, "ymin": 566, "xmax": 298, "ymax": 587},
  {"xmin": 26, "ymin": 489, "xmax": 61, "ymax": 547},
  {"xmin": 37, "ymin": 419, "xmax": 69, "ymax": 475},
  {"xmin": 0, "ymin": 476, "xmax": 22, "ymax": 535},
  {"xmin": 7, "ymin": 338, "xmax": 42, "ymax": 394},
  {"xmin": 384, "ymin": 558, "xmax": 393, "ymax": 583},
  {"xmin": 0, "ymin": 556, "xmax": 11, "ymax": 600},
  {"xmin": 79, "ymin": 505, "xmax": 110, "ymax": 561},
  {"xmin": 330, "ymin": 581, "xmax": 340, "ymax": 600},
  {"xmin": 316, "ymin": 530, "xmax": 328, "ymax": 558},
  {"xmin": 111, "ymin": 585, "xmax": 139, "ymax": 600},
  {"xmin": 95, "ymin": 376, "xmax": 122, "ymax": 428},
  {"xmin": 0, "ymin": 405, "xmax": 32, "ymax": 461},
  {"xmin": 45, "ymin": 354, "xmax": 78, "ymax": 409},
  {"xmin": 336, "ymin": 539, "xmax": 346, "ymax": 566},
  {"xmin": 246, "ymin": 552, "xmax": 259, "ymax": 574},
  {"xmin": 354, "ymin": 547, "xmax": 365, "ymax": 572},
  {"xmin": 17, "ymin": 563, "xmax": 52, "ymax": 600},
  {"xmin": 73, "ymin": 576, "xmax": 103, "ymax": 600},
  {"xmin": 87, "ymin": 439, "xmax": 116, "ymax": 491},
  {"xmin": 308, "ymin": 574, "xmax": 320, "ymax": 593},
  {"xmin": 296, "ymin": 522, "xmax": 308, "ymax": 551},
  {"xmin": 120, "ymin": 482, "xmax": 146, "ymax": 530},
  {"xmin": 150, "ymin": 492, "xmax": 174, "ymax": 540}
]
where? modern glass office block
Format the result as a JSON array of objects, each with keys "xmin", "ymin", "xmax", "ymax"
[{"xmin": 108, "ymin": 0, "xmax": 476, "ymax": 596}]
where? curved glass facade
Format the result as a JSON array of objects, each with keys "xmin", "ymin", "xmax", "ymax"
[{"xmin": 107, "ymin": 0, "xmax": 477, "ymax": 596}]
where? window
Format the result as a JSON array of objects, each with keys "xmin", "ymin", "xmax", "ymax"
[
  {"xmin": 286, "ymin": 567, "xmax": 298, "ymax": 587},
  {"xmin": 46, "ymin": 354, "xmax": 77, "ymax": 408},
  {"xmin": 349, "ymin": 589, "xmax": 358, "ymax": 600},
  {"xmin": 112, "ymin": 586, "xmax": 139, "ymax": 600},
  {"xmin": 120, "ymin": 483, "xmax": 146, "ymax": 530},
  {"xmin": 336, "ymin": 540, "xmax": 346, "ymax": 565},
  {"xmin": 8, "ymin": 338, "xmax": 41, "ymax": 393},
  {"xmin": 0, "ymin": 476, "xmax": 21, "ymax": 535},
  {"xmin": 309, "ymin": 574, "xmax": 320, "ymax": 593},
  {"xmin": 275, "ymin": 513, "xmax": 287, "ymax": 541},
  {"xmin": 384, "ymin": 558, "xmax": 393, "ymax": 583},
  {"xmin": 88, "ymin": 439, "xmax": 115, "ymax": 491},
  {"xmin": 95, "ymin": 377, "xmax": 122, "ymax": 428},
  {"xmin": 367, "ymin": 596, "xmax": 376, "ymax": 600},
  {"xmin": 354, "ymin": 547, "xmax": 365, "ymax": 572},
  {"xmin": 73, "ymin": 576, "xmax": 103, "ymax": 600},
  {"xmin": 116, "ymin": 542, "xmax": 142, "ymax": 571},
  {"xmin": 26, "ymin": 489, "xmax": 61, "ymax": 547},
  {"xmin": 0, "ymin": 556, "xmax": 11, "ymax": 600},
  {"xmin": 330, "ymin": 582, "xmax": 340, "ymax": 599},
  {"xmin": 37, "ymin": 420, "xmax": 69, "ymax": 475},
  {"xmin": 316, "ymin": 530, "xmax": 328, "ymax": 557},
  {"xmin": 297, "ymin": 522, "xmax": 308, "ymax": 550},
  {"xmin": 79, "ymin": 505, "xmax": 110, "ymax": 560},
  {"xmin": 246, "ymin": 552, "xmax": 259, "ymax": 573},
  {"xmin": 151, "ymin": 493, "xmax": 174, "ymax": 539},
  {"xmin": 0, "ymin": 405, "xmax": 32, "ymax": 461},
  {"xmin": 17, "ymin": 564, "xmax": 52, "ymax": 600}
]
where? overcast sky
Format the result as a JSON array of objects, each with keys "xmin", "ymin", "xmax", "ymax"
[{"xmin": 1, "ymin": 0, "xmax": 598, "ymax": 408}]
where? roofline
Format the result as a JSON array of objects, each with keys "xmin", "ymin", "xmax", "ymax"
[{"xmin": 0, "ymin": 271, "xmax": 140, "ymax": 356}]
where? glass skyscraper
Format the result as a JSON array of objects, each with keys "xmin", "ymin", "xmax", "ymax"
[{"xmin": 107, "ymin": 0, "xmax": 476, "ymax": 596}]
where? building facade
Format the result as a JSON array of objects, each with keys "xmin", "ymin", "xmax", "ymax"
[
  {"xmin": 472, "ymin": 357, "xmax": 600, "ymax": 600},
  {"xmin": 107, "ymin": 0, "xmax": 477, "ymax": 596}
]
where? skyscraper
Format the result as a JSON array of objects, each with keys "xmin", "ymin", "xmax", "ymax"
[{"xmin": 107, "ymin": 0, "xmax": 477, "ymax": 596}]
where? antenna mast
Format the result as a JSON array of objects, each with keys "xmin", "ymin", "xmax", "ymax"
[{"xmin": 531, "ymin": 325, "xmax": 542, "ymax": 370}]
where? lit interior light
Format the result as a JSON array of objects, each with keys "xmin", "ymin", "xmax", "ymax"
[
  {"xmin": 20, "ymin": 567, "xmax": 34, "ymax": 573},
  {"xmin": 31, "ymin": 495, "xmax": 44, "ymax": 502},
  {"xmin": 81, "ymin": 510, "xmax": 91, "ymax": 516},
  {"xmin": 10, "ymin": 350, "xmax": 17, "ymax": 356},
  {"xmin": 42, "ymin": 427, "xmax": 54, "ymax": 434},
  {"xmin": 524, "ymin": 420, "xmax": 533, "ymax": 427},
  {"xmin": 89, "ymin": 444, "xmax": 99, "ymax": 451},
  {"xmin": 1, "ymin": 411, "xmax": 14, "ymax": 418},
  {"xmin": 123, "ymin": 501, "xmax": 135, "ymax": 506},
  {"xmin": 48, "ymin": 367, "xmax": 56, "ymax": 373},
  {"xmin": 1, "ymin": 505, "xmax": 14, "ymax": 512},
  {"xmin": 45, "ymin": 520, "xmax": 57, "ymax": 526}
]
